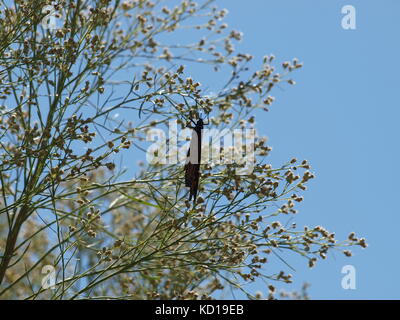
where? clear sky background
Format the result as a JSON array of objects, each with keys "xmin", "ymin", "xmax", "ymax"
[
  {"xmin": 63, "ymin": 0, "xmax": 398, "ymax": 299},
  {"xmin": 101, "ymin": 0, "xmax": 399, "ymax": 300},
  {"xmin": 191, "ymin": 0, "xmax": 400, "ymax": 299},
  {"xmin": 4, "ymin": 0, "xmax": 398, "ymax": 300}
]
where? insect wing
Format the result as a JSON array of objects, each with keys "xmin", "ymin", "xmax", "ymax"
[
  {"xmin": 185, "ymin": 127, "xmax": 202, "ymax": 203},
  {"xmin": 186, "ymin": 128, "xmax": 200, "ymax": 165}
]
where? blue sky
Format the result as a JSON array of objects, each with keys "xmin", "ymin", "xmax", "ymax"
[
  {"xmin": 29, "ymin": 0, "xmax": 398, "ymax": 299},
  {"xmin": 4, "ymin": 0, "xmax": 399, "ymax": 300},
  {"xmin": 61, "ymin": 0, "xmax": 398, "ymax": 299},
  {"xmin": 201, "ymin": 0, "xmax": 400, "ymax": 299}
]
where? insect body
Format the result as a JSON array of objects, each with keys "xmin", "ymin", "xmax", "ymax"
[{"xmin": 185, "ymin": 118, "xmax": 206, "ymax": 205}]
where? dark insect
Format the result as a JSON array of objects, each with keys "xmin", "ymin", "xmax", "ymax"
[{"xmin": 185, "ymin": 116, "xmax": 208, "ymax": 206}]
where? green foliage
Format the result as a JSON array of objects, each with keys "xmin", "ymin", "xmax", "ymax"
[{"xmin": 0, "ymin": 0, "xmax": 366, "ymax": 299}]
